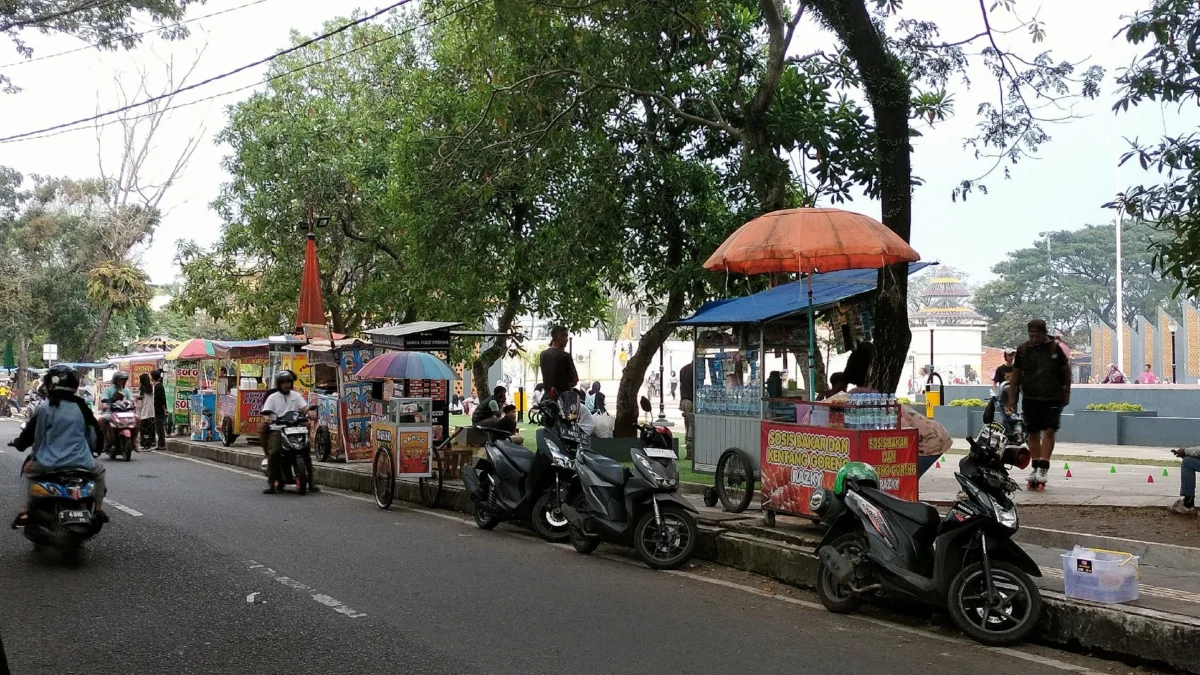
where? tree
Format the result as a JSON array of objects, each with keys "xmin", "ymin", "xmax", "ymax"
[
  {"xmin": 973, "ymin": 222, "xmax": 1179, "ymax": 348},
  {"xmin": 1110, "ymin": 1, "xmax": 1200, "ymax": 299},
  {"xmin": 1, "ymin": 0, "xmax": 199, "ymax": 92}
]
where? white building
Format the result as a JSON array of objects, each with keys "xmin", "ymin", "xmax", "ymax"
[{"xmin": 905, "ymin": 267, "xmax": 987, "ymax": 392}]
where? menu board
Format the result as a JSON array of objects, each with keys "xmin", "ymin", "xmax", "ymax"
[
  {"xmin": 395, "ymin": 379, "xmax": 450, "ymax": 444},
  {"xmin": 238, "ymin": 390, "xmax": 268, "ymax": 434},
  {"xmin": 317, "ymin": 394, "xmax": 343, "ymax": 459}
]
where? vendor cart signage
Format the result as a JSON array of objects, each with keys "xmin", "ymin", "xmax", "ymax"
[
  {"xmin": 372, "ymin": 328, "xmax": 450, "ymax": 352},
  {"xmin": 760, "ymin": 422, "xmax": 918, "ymax": 518},
  {"xmin": 398, "ymin": 429, "xmax": 432, "ymax": 476},
  {"xmin": 238, "ymin": 390, "xmax": 268, "ymax": 434}
]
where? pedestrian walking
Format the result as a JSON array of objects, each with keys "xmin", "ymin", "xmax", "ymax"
[
  {"xmin": 679, "ymin": 362, "xmax": 694, "ymax": 460},
  {"xmin": 1008, "ymin": 319, "xmax": 1071, "ymax": 489},
  {"xmin": 150, "ymin": 369, "xmax": 168, "ymax": 449},
  {"xmin": 136, "ymin": 373, "xmax": 156, "ymax": 449},
  {"xmin": 669, "ymin": 370, "xmax": 678, "ymax": 400},
  {"xmin": 1169, "ymin": 445, "xmax": 1200, "ymax": 515}
]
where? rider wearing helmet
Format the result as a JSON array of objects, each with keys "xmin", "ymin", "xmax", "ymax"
[
  {"xmin": 260, "ymin": 370, "xmax": 316, "ymax": 494},
  {"xmin": 98, "ymin": 370, "xmax": 139, "ymax": 444},
  {"xmin": 11, "ymin": 365, "xmax": 107, "ymax": 528}
]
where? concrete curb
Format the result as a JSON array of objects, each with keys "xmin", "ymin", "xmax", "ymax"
[
  {"xmin": 166, "ymin": 439, "xmax": 1199, "ymax": 672},
  {"xmin": 1015, "ymin": 525, "xmax": 1200, "ymax": 570}
]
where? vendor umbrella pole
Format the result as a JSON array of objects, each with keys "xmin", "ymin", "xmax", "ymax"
[{"xmin": 804, "ymin": 259, "xmax": 817, "ymax": 402}]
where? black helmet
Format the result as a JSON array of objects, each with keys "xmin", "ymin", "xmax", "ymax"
[
  {"xmin": 45, "ymin": 364, "xmax": 79, "ymax": 394},
  {"xmin": 112, "ymin": 370, "xmax": 129, "ymax": 384},
  {"xmin": 274, "ymin": 370, "xmax": 296, "ymax": 388}
]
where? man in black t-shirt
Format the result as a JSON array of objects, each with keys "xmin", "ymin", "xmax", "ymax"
[
  {"xmin": 679, "ymin": 362, "xmax": 694, "ymax": 460},
  {"xmin": 540, "ymin": 326, "xmax": 578, "ymax": 397},
  {"xmin": 471, "ymin": 386, "xmax": 506, "ymax": 425},
  {"xmin": 992, "ymin": 348, "xmax": 1015, "ymax": 395}
]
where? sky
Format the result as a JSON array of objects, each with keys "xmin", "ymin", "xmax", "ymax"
[{"xmin": 0, "ymin": 0, "xmax": 1193, "ymax": 287}]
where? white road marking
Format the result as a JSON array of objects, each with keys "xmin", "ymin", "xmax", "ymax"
[
  {"xmin": 246, "ymin": 592, "xmax": 260, "ymax": 603},
  {"xmin": 244, "ymin": 560, "xmax": 366, "ymax": 618},
  {"xmin": 165, "ymin": 450, "xmax": 1113, "ymax": 673},
  {"xmin": 106, "ymin": 500, "xmax": 143, "ymax": 517}
]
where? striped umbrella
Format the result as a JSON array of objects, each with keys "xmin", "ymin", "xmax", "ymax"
[
  {"xmin": 165, "ymin": 338, "xmax": 218, "ymax": 361},
  {"xmin": 355, "ymin": 350, "xmax": 458, "ymax": 381}
]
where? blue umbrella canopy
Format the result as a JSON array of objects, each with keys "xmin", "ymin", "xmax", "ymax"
[{"xmin": 355, "ymin": 350, "xmax": 458, "ymax": 381}]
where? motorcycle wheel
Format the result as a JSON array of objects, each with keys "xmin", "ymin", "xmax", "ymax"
[
  {"xmin": 531, "ymin": 489, "xmax": 570, "ymax": 543},
  {"xmin": 633, "ymin": 504, "xmax": 697, "ymax": 570},
  {"xmin": 715, "ymin": 448, "xmax": 755, "ymax": 513},
  {"xmin": 473, "ymin": 472, "xmax": 501, "ymax": 531},
  {"xmin": 947, "ymin": 561, "xmax": 1042, "ymax": 646},
  {"xmin": 567, "ymin": 494, "xmax": 599, "ymax": 555},
  {"xmin": 122, "ymin": 436, "xmax": 132, "ymax": 461},
  {"xmin": 816, "ymin": 532, "xmax": 868, "ymax": 614},
  {"xmin": 294, "ymin": 456, "xmax": 308, "ymax": 495}
]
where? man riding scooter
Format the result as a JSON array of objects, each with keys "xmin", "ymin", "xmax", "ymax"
[
  {"xmin": 97, "ymin": 370, "xmax": 140, "ymax": 446},
  {"xmin": 260, "ymin": 370, "xmax": 318, "ymax": 494}
]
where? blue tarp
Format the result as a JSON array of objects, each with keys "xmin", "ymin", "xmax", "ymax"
[
  {"xmin": 678, "ymin": 262, "xmax": 934, "ymax": 326},
  {"xmin": 57, "ymin": 362, "xmax": 109, "ymax": 369}
]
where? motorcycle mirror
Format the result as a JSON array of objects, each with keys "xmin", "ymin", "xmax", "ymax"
[{"xmin": 639, "ymin": 396, "xmax": 652, "ymax": 412}]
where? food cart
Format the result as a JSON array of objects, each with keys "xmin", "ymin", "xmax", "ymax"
[
  {"xmin": 109, "ymin": 351, "xmax": 168, "ymax": 387},
  {"xmin": 213, "ymin": 336, "xmax": 313, "ymax": 446},
  {"xmin": 689, "ymin": 207, "xmax": 927, "ymax": 525},
  {"xmin": 302, "ymin": 338, "xmax": 376, "ymax": 462},
  {"xmin": 163, "ymin": 339, "xmax": 220, "ymax": 437}
]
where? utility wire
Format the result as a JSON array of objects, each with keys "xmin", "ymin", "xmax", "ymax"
[
  {"xmin": 0, "ymin": 0, "xmax": 125, "ymax": 33},
  {"xmin": 1, "ymin": 0, "xmax": 276, "ymax": 69},
  {"xmin": 0, "ymin": 0, "xmax": 484, "ymax": 144},
  {"xmin": 0, "ymin": 0, "xmax": 416, "ymax": 143}
]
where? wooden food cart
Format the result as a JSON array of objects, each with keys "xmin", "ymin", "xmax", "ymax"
[{"xmin": 302, "ymin": 338, "xmax": 376, "ymax": 462}]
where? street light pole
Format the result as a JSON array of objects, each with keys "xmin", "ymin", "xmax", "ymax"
[
  {"xmin": 926, "ymin": 318, "xmax": 937, "ymax": 383},
  {"xmin": 655, "ymin": 345, "xmax": 672, "ymax": 426},
  {"xmin": 1170, "ymin": 318, "xmax": 1179, "ymax": 384},
  {"xmin": 1115, "ymin": 123, "xmax": 1125, "ymax": 377}
]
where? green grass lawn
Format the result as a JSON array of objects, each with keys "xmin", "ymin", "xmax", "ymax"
[{"xmin": 449, "ymin": 414, "xmax": 714, "ymax": 485}]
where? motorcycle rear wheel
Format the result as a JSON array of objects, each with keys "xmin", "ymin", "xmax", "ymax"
[
  {"xmin": 633, "ymin": 504, "xmax": 697, "ymax": 570},
  {"xmin": 473, "ymin": 473, "xmax": 501, "ymax": 530},
  {"xmin": 567, "ymin": 494, "xmax": 599, "ymax": 555},
  {"xmin": 948, "ymin": 561, "xmax": 1042, "ymax": 646},
  {"xmin": 816, "ymin": 532, "xmax": 868, "ymax": 614}
]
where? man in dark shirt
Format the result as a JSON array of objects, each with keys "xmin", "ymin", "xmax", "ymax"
[
  {"xmin": 494, "ymin": 404, "xmax": 519, "ymax": 435},
  {"xmin": 151, "ymin": 369, "xmax": 168, "ymax": 449},
  {"xmin": 539, "ymin": 326, "xmax": 578, "ymax": 397},
  {"xmin": 678, "ymin": 362, "xmax": 694, "ymax": 459},
  {"xmin": 471, "ymin": 385, "xmax": 506, "ymax": 425},
  {"xmin": 992, "ymin": 348, "xmax": 1015, "ymax": 395},
  {"xmin": 1008, "ymin": 319, "xmax": 1071, "ymax": 488}
]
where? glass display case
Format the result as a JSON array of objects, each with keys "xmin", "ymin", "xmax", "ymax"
[{"xmin": 694, "ymin": 327, "xmax": 762, "ymax": 418}]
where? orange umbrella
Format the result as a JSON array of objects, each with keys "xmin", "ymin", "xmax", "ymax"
[
  {"xmin": 296, "ymin": 233, "xmax": 327, "ymax": 330},
  {"xmin": 703, "ymin": 208, "xmax": 919, "ymax": 275}
]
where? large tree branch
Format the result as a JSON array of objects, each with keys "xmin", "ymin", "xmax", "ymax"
[{"xmin": 748, "ymin": 1, "xmax": 806, "ymax": 118}]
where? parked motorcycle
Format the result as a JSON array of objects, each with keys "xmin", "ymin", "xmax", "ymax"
[
  {"xmin": 562, "ymin": 396, "xmax": 698, "ymax": 570},
  {"xmin": 461, "ymin": 394, "xmax": 580, "ymax": 542},
  {"xmin": 810, "ymin": 425, "xmax": 1040, "ymax": 646},
  {"xmin": 105, "ymin": 399, "xmax": 138, "ymax": 461},
  {"xmin": 10, "ymin": 436, "xmax": 103, "ymax": 560},
  {"xmin": 258, "ymin": 410, "xmax": 312, "ymax": 494}
]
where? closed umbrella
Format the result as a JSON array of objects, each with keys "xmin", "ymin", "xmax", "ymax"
[{"xmin": 704, "ymin": 208, "xmax": 920, "ymax": 398}]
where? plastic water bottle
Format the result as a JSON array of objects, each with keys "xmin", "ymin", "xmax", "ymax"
[{"xmin": 847, "ymin": 393, "xmax": 860, "ymax": 430}]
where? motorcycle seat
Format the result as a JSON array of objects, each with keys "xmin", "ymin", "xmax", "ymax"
[
  {"xmin": 859, "ymin": 486, "xmax": 939, "ymax": 528},
  {"xmin": 581, "ymin": 451, "xmax": 627, "ymax": 486},
  {"xmin": 495, "ymin": 440, "xmax": 534, "ymax": 473}
]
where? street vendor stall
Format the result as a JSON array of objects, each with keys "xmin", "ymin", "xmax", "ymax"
[
  {"xmin": 302, "ymin": 338, "xmax": 376, "ymax": 462},
  {"xmin": 163, "ymin": 339, "xmax": 220, "ymax": 437},
  {"xmin": 214, "ymin": 336, "xmax": 313, "ymax": 446},
  {"xmin": 109, "ymin": 351, "xmax": 168, "ymax": 386},
  {"xmin": 684, "ymin": 207, "xmax": 927, "ymax": 525}
]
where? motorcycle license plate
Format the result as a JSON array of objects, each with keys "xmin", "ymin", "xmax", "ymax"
[
  {"xmin": 285, "ymin": 427, "xmax": 307, "ymax": 434},
  {"xmin": 59, "ymin": 510, "xmax": 90, "ymax": 524},
  {"xmin": 642, "ymin": 447, "xmax": 676, "ymax": 459}
]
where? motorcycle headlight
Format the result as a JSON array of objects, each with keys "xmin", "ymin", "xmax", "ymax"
[
  {"xmin": 995, "ymin": 502, "xmax": 1019, "ymax": 530},
  {"xmin": 549, "ymin": 444, "xmax": 572, "ymax": 469},
  {"xmin": 633, "ymin": 453, "xmax": 677, "ymax": 488}
]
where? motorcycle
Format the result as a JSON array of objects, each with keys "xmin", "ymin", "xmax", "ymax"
[
  {"xmin": 10, "ymin": 434, "xmax": 103, "ymax": 559},
  {"xmin": 460, "ymin": 395, "xmax": 580, "ymax": 542},
  {"xmin": 810, "ymin": 424, "xmax": 1040, "ymax": 646},
  {"xmin": 562, "ymin": 396, "xmax": 699, "ymax": 570},
  {"xmin": 105, "ymin": 399, "xmax": 138, "ymax": 461},
  {"xmin": 258, "ymin": 410, "xmax": 312, "ymax": 494}
]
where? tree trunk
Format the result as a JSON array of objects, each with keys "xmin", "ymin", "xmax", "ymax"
[
  {"xmin": 17, "ymin": 337, "xmax": 28, "ymax": 396},
  {"xmin": 810, "ymin": 0, "xmax": 914, "ymax": 391},
  {"xmin": 471, "ymin": 281, "xmax": 522, "ymax": 399},
  {"xmin": 613, "ymin": 289, "xmax": 686, "ymax": 438},
  {"xmin": 79, "ymin": 304, "xmax": 114, "ymax": 363}
]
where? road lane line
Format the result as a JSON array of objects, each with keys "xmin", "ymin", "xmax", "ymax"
[
  {"xmin": 243, "ymin": 559, "xmax": 367, "ymax": 618},
  {"xmin": 106, "ymin": 500, "xmax": 143, "ymax": 517}
]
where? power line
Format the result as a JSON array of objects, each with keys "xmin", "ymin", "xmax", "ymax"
[
  {"xmin": 0, "ymin": 0, "xmax": 125, "ymax": 33},
  {"xmin": 0, "ymin": 0, "xmax": 416, "ymax": 143},
  {"xmin": 1, "ymin": 0, "xmax": 276, "ymax": 69},
  {"xmin": 0, "ymin": 0, "xmax": 485, "ymax": 144}
]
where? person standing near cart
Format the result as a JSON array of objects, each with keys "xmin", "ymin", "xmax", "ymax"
[
  {"xmin": 679, "ymin": 362, "xmax": 694, "ymax": 460},
  {"xmin": 540, "ymin": 326, "xmax": 578, "ymax": 396},
  {"xmin": 1007, "ymin": 319, "xmax": 1071, "ymax": 489}
]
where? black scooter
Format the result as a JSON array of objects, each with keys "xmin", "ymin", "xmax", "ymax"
[
  {"xmin": 811, "ymin": 426, "xmax": 1041, "ymax": 646},
  {"xmin": 259, "ymin": 410, "xmax": 312, "ymax": 494},
  {"xmin": 460, "ymin": 396, "xmax": 580, "ymax": 542},
  {"xmin": 10, "ymin": 428, "xmax": 104, "ymax": 561},
  {"xmin": 562, "ymin": 397, "xmax": 698, "ymax": 570}
]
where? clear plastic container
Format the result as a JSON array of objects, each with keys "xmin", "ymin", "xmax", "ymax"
[{"xmin": 1060, "ymin": 546, "xmax": 1139, "ymax": 604}]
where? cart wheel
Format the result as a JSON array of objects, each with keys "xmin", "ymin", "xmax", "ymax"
[
  {"xmin": 418, "ymin": 446, "xmax": 445, "ymax": 508},
  {"xmin": 702, "ymin": 487, "xmax": 719, "ymax": 508},
  {"xmin": 372, "ymin": 447, "xmax": 395, "ymax": 510},
  {"xmin": 221, "ymin": 417, "xmax": 236, "ymax": 447},
  {"xmin": 315, "ymin": 426, "xmax": 332, "ymax": 462},
  {"xmin": 763, "ymin": 510, "xmax": 776, "ymax": 527},
  {"xmin": 715, "ymin": 448, "xmax": 755, "ymax": 513}
]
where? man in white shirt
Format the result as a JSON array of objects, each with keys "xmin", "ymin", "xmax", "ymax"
[{"xmin": 260, "ymin": 370, "xmax": 317, "ymax": 494}]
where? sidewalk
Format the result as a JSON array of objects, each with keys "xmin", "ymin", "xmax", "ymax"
[{"xmin": 165, "ymin": 436, "xmax": 1200, "ymax": 672}]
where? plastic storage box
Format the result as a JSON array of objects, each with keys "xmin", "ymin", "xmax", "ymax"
[{"xmin": 1060, "ymin": 546, "xmax": 1140, "ymax": 604}]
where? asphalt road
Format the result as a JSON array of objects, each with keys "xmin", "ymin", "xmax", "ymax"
[{"xmin": 0, "ymin": 421, "xmax": 1153, "ymax": 675}]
